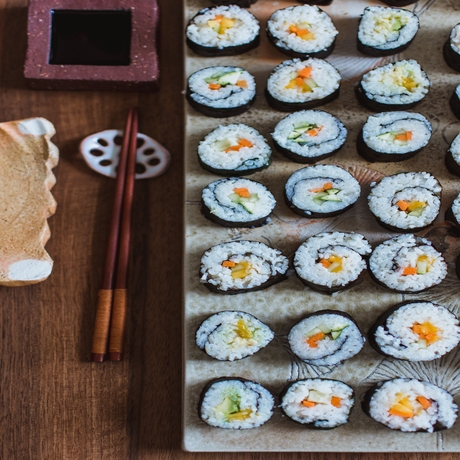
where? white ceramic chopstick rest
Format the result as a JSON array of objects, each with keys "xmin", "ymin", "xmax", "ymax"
[{"xmin": 79, "ymin": 129, "xmax": 170, "ymax": 179}]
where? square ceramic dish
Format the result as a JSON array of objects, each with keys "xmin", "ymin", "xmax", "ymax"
[{"xmin": 183, "ymin": 0, "xmax": 460, "ymax": 451}]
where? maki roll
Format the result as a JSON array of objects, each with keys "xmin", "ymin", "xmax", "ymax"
[
  {"xmin": 285, "ymin": 164, "xmax": 361, "ymax": 218},
  {"xmin": 358, "ymin": 111, "xmax": 431, "ymax": 162},
  {"xmin": 368, "ymin": 234, "xmax": 447, "ymax": 293},
  {"xmin": 369, "ymin": 301, "xmax": 460, "ymax": 361},
  {"xmin": 197, "ymin": 124, "xmax": 271, "ymax": 176},
  {"xmin": 444, "ymin": 24, "xmax": 460, "ymax": 72},
  {"xmin": 293, "ymin": 232, "xmax": 372, "ymax": 294},
  {"xmin": 288, "ymin": 310, "xmax": 365, "ymax": 366},
  {"xmin": 266, "ymin": 58, "xmax": 341, "ymax": 112},
  {"xmin": 363, "ymin": 378, "xmax": 458, "ymax": 432},
  {"xmin": 357, "ymin": 6, "xmax": 419, "ymax": 57},
  {"xmin": 186, "ymin": 6, "xmax": 260, "ymax": 57},
  {"xmin": 199, "ymin": 377, "xmax": 274, "ymax": 429},
  {"xmin": 196, "ymin": 310, "xmax": 274, "ymax": 361},
  {"xmin": 200, "ymin": 240, "xmax": 289, "ymax": 294},
  {"xmin": 446, "ymin": 193, "xmax": 460, "ymax": 228},
  {"xmin": 280, "ymin": 379, "xmax": 354, "ymax": 429},
  {"xmin": 266, "ymin": 5, "xmax": 338, "ymax": 59},
  {"xmin": 368, "ymin": 172, "xmax": 442, "ymax": 233},
  {"xmin": 356, "ymin": 60, "xmax": 430, "ymax": 111},
  {"xmin": 271, "ymin": 110, "xmax": 347, "ymax": 163},
  {"xmin": 187, "ymin": 66, "xmax": 256, "ymax": 118},
  {"xmin": 201, "ymin": 177, "xmax": 276, "ymax": 228},
  {"xmin": 445, "ymin": 131, "xmax": 460, "ymax": 177},
  {"xmin": 449, "ymin": 85, "xmax": 460, "ymax": 121}
]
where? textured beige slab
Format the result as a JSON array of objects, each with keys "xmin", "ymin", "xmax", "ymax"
[
  {"xmin": 184, "ymin": 0, "xmax": 460, "ymax": 452},
  {"xmin": 0, "ymin": 118, "xmax": 58, "ymax": 286}
]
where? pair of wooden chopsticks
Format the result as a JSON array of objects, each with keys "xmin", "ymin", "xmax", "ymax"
[{"xmin": 90, "ymin": 107, "xmax": 138, "ymax": 363}]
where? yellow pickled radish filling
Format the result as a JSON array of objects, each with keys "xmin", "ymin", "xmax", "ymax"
[
  {"xmin": 401, "ymin": 255, "xmax": 433, "ymax": 276},
  {"xmin": 285, "ymin": 67, "xmax": 316, "ymax": 92},
  {"xmin": 215, "ymin": 395, "xmax": 253, "ymax": 422},
  {"xmin": 396, "ymin": 200, "xmax": 426, "ymax": 214},
  {"xmin": 320, "ymin": 255, "xmax": 343, "ymax": 273},
  {"xmin": 221, "ymin": 260, "xmax": 252, "ymax": 279},
  {"xmin": 389, "ymin": 393, "xmax": 432, "ymax": 418},
  {"xmin": 288, "ymin": 24, "xmax": 315, "ymax": 40},
  {"xmin": 236, "ymin": 319, "xmax": 253, "ymax": 339},
  {"xmin": 207, "ymin": 15, "xmax": 235, "ymax": 34},
  {"xmin": 227, "ymin": 408, "xmax": 252, "ymax": 421},
  {"xmin": 412, "ymin": 321, "xmax": 440, "ymax": 345}
]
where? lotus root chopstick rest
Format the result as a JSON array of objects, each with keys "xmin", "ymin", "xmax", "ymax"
[
  {"xmin": 0, "ymin": 118, "xmax": 59, "ymax": 286},
  {"xmin": 80, "ymin": 130, "xmax": 170, "ymax": 179}
]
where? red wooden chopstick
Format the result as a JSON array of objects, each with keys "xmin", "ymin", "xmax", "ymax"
[
  {"xmin": 108, "ymin": 108, "xmax": 138, "ymax": 361},
  {"xmin": 90, "ymin": 107, "xmax": 137, "ymax": 363}
]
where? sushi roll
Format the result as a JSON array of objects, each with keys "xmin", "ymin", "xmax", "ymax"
[
  {"xmin": 186, "ymin": 6, "xmax": 260, "ymax": 57},
  {"xmin": 368, "ymin": 234, "xmax": 447, "ymax": 293},
  {"xmin": 444, "ymin": 24, "xmax": 460, "ymax": 73},
  {"xmin": 200, "ymin": 240, "xmax": 289, "ymax": 294},
  {"xmin": 288, "ymin": 310, "xmax": 365, "ymax": 366},
  {"xmin": 369, "ymin": 301, "xmax": 460, "ymax": 361},
  {"xmin": 293, "ymin": 232, "xmax": 372, "ymax": 294},
  {"xmin": 197, "ymin": 124, "xmax": 271, "ymax": 176},
  {"xmin": 201, "ymin": 177, "xmax": 276, "ymax": 228},
  {"xmin": 356, "ymin": 60, "xmax": 430, "ymax": 112},
  {"xmin": 266, "ymin": 58, "xmax": 341, "ymax": 112},
  {"xmin": 367, "ymin": 172, "xmax": 442, "ymax": 233},
  {"xmin": 358, "ymin": 112, "xmax": 431, "ymax": 162},
  {"xmin": 357, "ymin": 6, "xmax": 419, "ymax": 57},
  {"xmin": 199, "ymin": 377, "xmax": 275, "ymax": 429},
  {"xmin": 271, "ymin": 110, "xmax": 347, "ymax": 164},
  {"xmin": 446, "ymin": 193, "xmax": 460, "ymax": 228},
  {"xmin": 363, "ymin": 378, "xmax": 458, "ymax": 432},
  {"xmin": 195, "ymin": 310, "xmax": 274, "ymax": 361},
  {"xmin": 187, "ymin": 66, "xmax": 256, "ymax": 118},
  {"xmin": 445, "ymin": 131, "xmax": 460, "ymax": 177},
  {"xmin": 266, "ymin": 5, "xmax": 338, "ymax": 59},
  {"xmin": 285, "ymin": 164, "xmax": 361, "ymax": 218},
  {"xmin": 280, "ymin": 379, "xmax": 354, "ymax": 429},
  {"xmin": 449, "ymin": 85, "xmax": 460, "ymax": 121}
]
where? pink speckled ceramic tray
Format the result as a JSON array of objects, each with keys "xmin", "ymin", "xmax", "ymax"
[{"xmin": 183, "ymin": 0, "xmax": 460, "ymax": 452}]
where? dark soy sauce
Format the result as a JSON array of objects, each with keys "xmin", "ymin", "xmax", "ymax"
[{"xmin": 49, "ymin": 10, "xmax": 131, "ymax": 66}]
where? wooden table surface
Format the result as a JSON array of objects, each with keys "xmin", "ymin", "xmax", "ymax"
[{"xmin": 0, "ymin": 0, "xmax": 456, "ymax": 459}]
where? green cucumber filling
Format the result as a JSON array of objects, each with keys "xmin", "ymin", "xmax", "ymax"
[{"xmin": 205, "ymin": 70, "xmax": 242, "ymax": 86}]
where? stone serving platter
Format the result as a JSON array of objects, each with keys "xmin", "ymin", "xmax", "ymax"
[{"xmin": 183, "ymin": 0, "xmax": 460, "ymax": 452}]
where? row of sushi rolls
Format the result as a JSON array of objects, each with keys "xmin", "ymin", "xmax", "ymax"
[{"xmin": 186, "ymin": 0, "xmax": 460, "ymax": 434}]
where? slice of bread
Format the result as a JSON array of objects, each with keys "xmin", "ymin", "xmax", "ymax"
[{"xmin": 0, "ymin": 118, "xmax": 58, "ymax": 286}]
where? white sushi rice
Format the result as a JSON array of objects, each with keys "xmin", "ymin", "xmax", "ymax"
[
  {"xmin": 368, "ymin": 172, "xmax": 441, "ymax": 229},
  {"xmin": 369, "ymin": 234, "xmax": 447, "ymax": 292},
  {"xmin": 449, "ymin": 131, "xmax": 460, "ymax": 165},
  {"xmin": 200, "ymin": 379, "xmax": 274, "ymax": 429},
  {"xmin": 452, "ymin": 193, "xmax": 460, "ymax": 221},
  {"xmin": 285, "ymin": 165, "xmax": 361, "ymax": 215},
  {"xmin": 358, "ymin": 6, "xmax": 419, "ymax": 51},
  {"xmin": 267, "ymin": 5, "xmax": 338, "ymax": 54},
  {"xmin": 186, "ymin": 5, "xmax": 259, "ymax": 49},
  {"xmin": 281, "ymin": 379, "xmax": 354, "ymax": 428},
  {"xmin": 374, "ymin": 302, "xmax": 460, "ymax": 361},
  {"xmin": 188, "ymin": 66, "xmax": 256, "ymax": 108},
  {"xmin": 288, "ymin": 312, "xmax": 365, "ymax": 366},
  {"xmin": 360, "ymin": 60, "xmax": 430, "ymax": 105},
  {"xmin": 202, "ymin": 177, "xmax": 276, "ymax": 224},
  {"xmin": 362, "ymin": 111, "xmax": 431, "ymax": 154},
  {"xmin": 200, "ymin": 240, "xmax": 289, "ymax": 291},
  {"xmin": 198, "ymin": 124, "xmax": 271, "ymax": 172},
  {"xmin": 294, "ymin": 232, "xmax": 371, "ymax": 289},
  {"xmin": 267, "ymin": 58, "xmax": 341, "ymax": 103},
  {"xmin": 368, "ymin": 378, "xmax": 457, "ymax": 432},
  {"xmin": 196, "ymin": 311, "xmax": 274, "ymax": 361},
  {"xmin": 450, "ymin": 24, "xmax": 460, "ymax": 54},
  {"xmin": 272, "ymin": 110, "xmax": 347, "ymax": 158}
]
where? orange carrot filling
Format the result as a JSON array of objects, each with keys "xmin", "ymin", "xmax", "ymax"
[
  {"xmin": 306, "ymin": 331, "xmax": 325, "ymax": 348},
  {"xmin": 297, "ymin": 67, "xmax": 313, "ymax": 78},
  {"xmin": 288, "ymin": 25, "xmax": 315, "ymax": 40},
  {"xmin": 306, "ymin": 127, "xmax": 322, "ymax": 136},
  {"xmin": 301, "ymin": 399, "xmax": 316, "ymax": 408},
  {"xmin": 331, "ymin": 396, "xmax": 342, "ymax": 408},
  {"xmin": 416, "ymin": 396, "xmax": 432, "ymax": 410},
  {"xmin": 396, "ymin": 200, "xmax": 426, "ymax": 213},
  {"xmin": 208, "ymin": 83, "xmax": 221, "ymax": 90},
  {"xmin": 207, "ymin": 15, "xmax": 235, "ymax": 34},
  {"xmin": 412, "ymin": 322, "xmax": 439, "ymax": 345},
  {"xmin": 233, "ymin": 187, "xmax": 251, "ymax": 198},
  {"xmin": 225, "ymin": 138, "xmax": 253, "ymax": 152},
  {"xmin": 395, "ymin": 131, "xmax": 413, "ymax": 142},
  {"xmin": 310, "ymin": 182, "xmax": 333, "ymax": 193},
  {"xmin": 285, "ymin": 67, "xmax": 314, "ymax": 92},
  {"xmin": 236, "ymin": 80, "xmax": 248, "ymax": 88},
  {"xmin": 222, "ymin": 260, "xmax": 236, "ymax": 268},
  {"xmin": 402, "ymin": 266, "xmax": 417, "ymax": 276}
]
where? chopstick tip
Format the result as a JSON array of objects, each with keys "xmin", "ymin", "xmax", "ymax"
[{"xmin": 91, "ymin": 353, "xmax": 106, "ymax": 363}]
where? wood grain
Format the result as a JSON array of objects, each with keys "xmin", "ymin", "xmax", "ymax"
[{"xmin": 0, "ymin": 0, "xmax": 457, "ymax": 459}]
